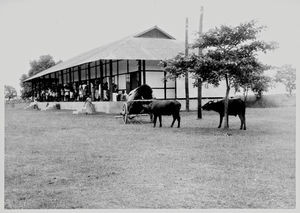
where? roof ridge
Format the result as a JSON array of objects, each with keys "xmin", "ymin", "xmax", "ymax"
[{"xmin": 133, "ymin": 25, "xmax": 175, "ymax": 39}]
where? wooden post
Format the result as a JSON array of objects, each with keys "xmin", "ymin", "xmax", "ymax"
[
  {"xmin": 31, "ymin": 80, "xmax": 34, "ymax": 98},
  {"xmin": 69, "ymin": 68, "xmax": 72, "ymax": 84},
  {"xmin": 137, "ymin": 60, "xmax": 141, "ymax": 86},
  {"xmin": 95, "ymin": 62, "xmax": 98, "ymax": 79},
  {"xmin": 61, "ymin": 70, "xmax": 64, "ymax": 100},
  {"xmin": 61, "ymin": 70, "xmax": 64, "ymax": 86},
  {"xmin": 87, "ymin": 63, "xmax": 91, "ymax": 99},
  {"xmin": 38, "ymin": 79, "xmax": 41, "ymax": 98},
  {"xmin": 42, "ymin": 76, "xmax": 46, "ymax": 90},
  {"xmin": 78, "ymin": 66, "xmax": 81, "ymax": 82},
  {"xmin": 164, "ymin": 71, "xmax": 167, "ymax": 99},
  {"xmin": 185, "ymin": 17, "xmax": 190, "ymax": 112},
  {"xmin": 105, "ymin": 61, "xmax": 107, "ymax": 77},
  {"xmin": 54, "ymin": 72, "xmax": 58, "ymax": 90},
  {"xmin": 37, "ymin": 80, "xmax": 39, "ymax": 98},
  {"xmin": 127, "ymin": 60, "xmax": 129, "ymax": 73},
  {"xmin": 100, "ymin": 60, "xmax": 104, "ymax": 100},
  {"xmin": 117, "ymin": 60, "xmax": 119, "ymax": 91},
  {"xmin": 142, "ymin": 60, "xmax": 146, "ymax": 84},
  {"xmin": 48, "ymin": 74, "xmax": 51, "ymax": 89},
  {"xmin": 197, "ymin": 6, "xmax": 204, "ymax": 119},
  {"xmin": 126, "ymin": 60, "xmax": 130, "ymax": 93},
  {"xmin": 109, "ymin": 60, "xmax": 113, "ymax": 101},
  {"xmin": 72, "ymin": 67, "xmax": 75, "ymax": 82},
  {"xmin": 33, "ymin": 80, "xmax": 36, "ymax": 98},
  {"xmin": 88, "ymin": 63, "xmax": 91, "ymax": 82}
]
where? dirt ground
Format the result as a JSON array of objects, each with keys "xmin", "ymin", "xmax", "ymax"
[{"xmin": 4, "ymin": 105, "xmax": 296, "ymax": 209}]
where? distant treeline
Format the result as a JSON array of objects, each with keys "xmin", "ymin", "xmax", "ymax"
[{"xmin": 244, "ymin": 94, "xmax": 296, "ymax": 108}]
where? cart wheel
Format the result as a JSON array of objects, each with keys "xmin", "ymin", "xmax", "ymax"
[
  {"xmin": 122, "ymin": 103, "xmax": 128, "ymax": 124},
  {"xmin": 123, "ymin": 113, "xmax": 128, "ymax": 124}
]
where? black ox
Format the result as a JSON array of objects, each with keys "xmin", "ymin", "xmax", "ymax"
[
  {"xmin": 202, "ymin": 98, "xmax": 246, "ymax": 130},
  {"xmin": 142, "ymin": 100, "xmax": 181, "ymax": 128}
]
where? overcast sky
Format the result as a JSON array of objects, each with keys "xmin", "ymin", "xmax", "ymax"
[{"xmin": 0, "ymin": 0, "xmax": 299, "ymax": 94}]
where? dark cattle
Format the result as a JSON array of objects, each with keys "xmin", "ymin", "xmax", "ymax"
[
  {"xmin": 142, "ymin": 100, "xmax": 181, "ymax": 128},
  {"xmin": 202, "ymin": 98, "xmax": 246, "ymax": 130},
  {"xmin": 127, "ymin": 100, "xmax": 153, "ymax": 114}
]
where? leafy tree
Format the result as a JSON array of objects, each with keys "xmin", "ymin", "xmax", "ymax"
[
  {"xmin": 4, "ymin": 85, "xmax": 17, "ymax": 100},
  {"xmin": 251, "ymin": 75, "xmax": 272, "ymax": 99},
  {"xmin": 20, "ymin": 55, "xmax": 61, "ymax": 99},
  {"xmin": 275, "ymin": 65, "xmax": 296, "ymax": 96},
  {"xmin": 20, "ymin": 74, "xmax": 33, "ymax": 99},
  {"xmin": 233, "ymin": 66, "xmax": 273, "ymax": 101},
  {"xmin": 163, "ymin": 20, "xmax": 276, "ymax": 129},
  {"xmin": 28, "ymin": 55, "xmax": 56, "ymax": 76}
]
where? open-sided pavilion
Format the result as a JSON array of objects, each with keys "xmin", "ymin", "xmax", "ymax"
[{"xmin": 24, "ymin": 26, "xmax": 224, "ymax": 113}]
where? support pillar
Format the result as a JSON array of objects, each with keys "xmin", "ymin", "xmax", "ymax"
[
  {"xmin": 142, "ymin": 60, "xmax": 146, "ymax": 85},
  {"xmin": 109, "ymin": 60, "xmax": 113, "ymax": 101},
  {"xmin": 100, "ymin": 60, "xmax": 104, "ymax": 100}
]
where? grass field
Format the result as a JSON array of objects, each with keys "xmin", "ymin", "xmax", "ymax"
[{"xmin": 4, "ymin": 105, "xmax": 296, "ymax": 209}]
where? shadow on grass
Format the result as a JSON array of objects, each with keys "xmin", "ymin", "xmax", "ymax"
[{"xmin": 169, "ymin": 126, "xmax": 250, "ymax": 137}]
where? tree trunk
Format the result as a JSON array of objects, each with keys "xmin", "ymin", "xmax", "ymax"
[
  {"xmin": 185, "ymin": 71, "xmax": 189, "ymax": 112},
  {"xmin": 224, "ymin": 74, "xmax": 230, "ymax": 129},
  {"xmin": 243, "ymin": 88, "xmax": 248, "ymax": 103},
  {"xmin": 197, "ymin": 78, "xmax": 202, "ymax": 119}
]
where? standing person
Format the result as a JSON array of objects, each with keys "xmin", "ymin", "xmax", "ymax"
[
  {"xmin": 82, "ymin": 83, "xmax": 87, "ymax": 100},
  {"xmin": 41, "ymin": 90, "xmax": 45, "ymax": 102},
  {"xmin": 103, "ymin": 81, "xmax": 108, "ymax": 101},
  {"xmin": 53, "ymin": 90, "xmax": 57, "ymax": 101},
  {"xmin": 116, "ymin": 91, "xmax": 122, "ymax": 101},
  {"xmin": 70, "ymin": 90, "xmax": 74, "ymax": 101},
  {"xmin": 95, "ymin": 84, "xmax": 99, "ymax": 101},
  {"xmin": 91, "ymin": 83, "xmax": 94, "ymax": 101},
  {"xmin": 60, "ymin": 88, "xmax": 64, "ymax": 101},
  {"xmin": 73, "ymin": 88, "xmax": 78, "ymax": 101},
  {"xmin": 48, "ymin": 89, "xmax": 53, "ymax": 102},
  {"xmin": 112, "ymin": 83, "xmax": 118, "ymax": 93},
  {"xmin": 79, "ymin": 85, "xmax": 83, "ymax": 101},
  {"xmin": 72, "ymin": 83, "xmax": 76, "ymax": 101},
  {"xmin": 98, "ymin": 83, "xmax": 102, "ymax": 101},
  {"xmin": 45, "ymin": 90, "xmax": 49, "ymax": 102},
  {"xmin": 121, "ymin": 90, "xmax": 128, "ymax": 101},
  {"xmin": 64, "ymin": 86, "xmax": 70, "ymax": 101}
]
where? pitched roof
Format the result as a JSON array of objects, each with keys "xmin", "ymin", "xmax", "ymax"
[
  {"xmin": 24, "ymin": 26, "xmax": 184, "ymax": 82},
  {"xmin": 134, "ymin": 25, "xmax": 175, "ymax": 39}
]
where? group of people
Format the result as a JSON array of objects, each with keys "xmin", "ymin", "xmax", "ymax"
[{"xmin": 34, "ymin": 81, "xmax": 128, "ymax": 102}]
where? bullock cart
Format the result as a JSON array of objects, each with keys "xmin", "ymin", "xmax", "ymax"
[{"xmin": 121, "ymin": 99, "xmax": 154, "ymax": 124}]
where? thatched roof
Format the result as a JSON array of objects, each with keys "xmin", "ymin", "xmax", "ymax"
[{"xmin": 24, "ymin": 26, "xmax": 184, "ymax": 82}]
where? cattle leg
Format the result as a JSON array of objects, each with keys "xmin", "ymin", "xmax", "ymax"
[
  {"xmin": 238, "ymin": 114, "xmax": 243, "ymax": 130},
  {"xmin": 238, "ymin": 114, "xmax": 246, "ymax": 130},
  {"xmin": 153, "ymin": 115, "xmax": 157, "ymax": 128},
  {"xmin": 218, "ymin": 114, "xmax": 223, "ymax": 128},
  {"xmin": 177, "ymin": 115, "xmax": 180, "ymax": 128},
  {"xmin": 171, "ymin": 114, "xmax": 176, "ymax": 127},
  {"xmin": 159, "ymin": 115, "xmax": 162, "ymax": 127}
]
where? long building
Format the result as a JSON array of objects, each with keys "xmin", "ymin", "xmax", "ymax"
[{"xmin": 24, "ymin": 26, "xmax": 228, "ymax": 113}]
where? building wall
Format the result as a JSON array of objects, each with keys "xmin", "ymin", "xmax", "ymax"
[
  {"xmin": 144, "ymin": 60, "xmax": 175, "ymax": 99},
  {"xmin": 176, "ymin": 76, "xmax": 237, "ymax": 99}
]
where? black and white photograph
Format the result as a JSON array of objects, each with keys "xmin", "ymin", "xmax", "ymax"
[{"xmin": 1, "ymin": 0, "xmax": 298, "ymax": 210}]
